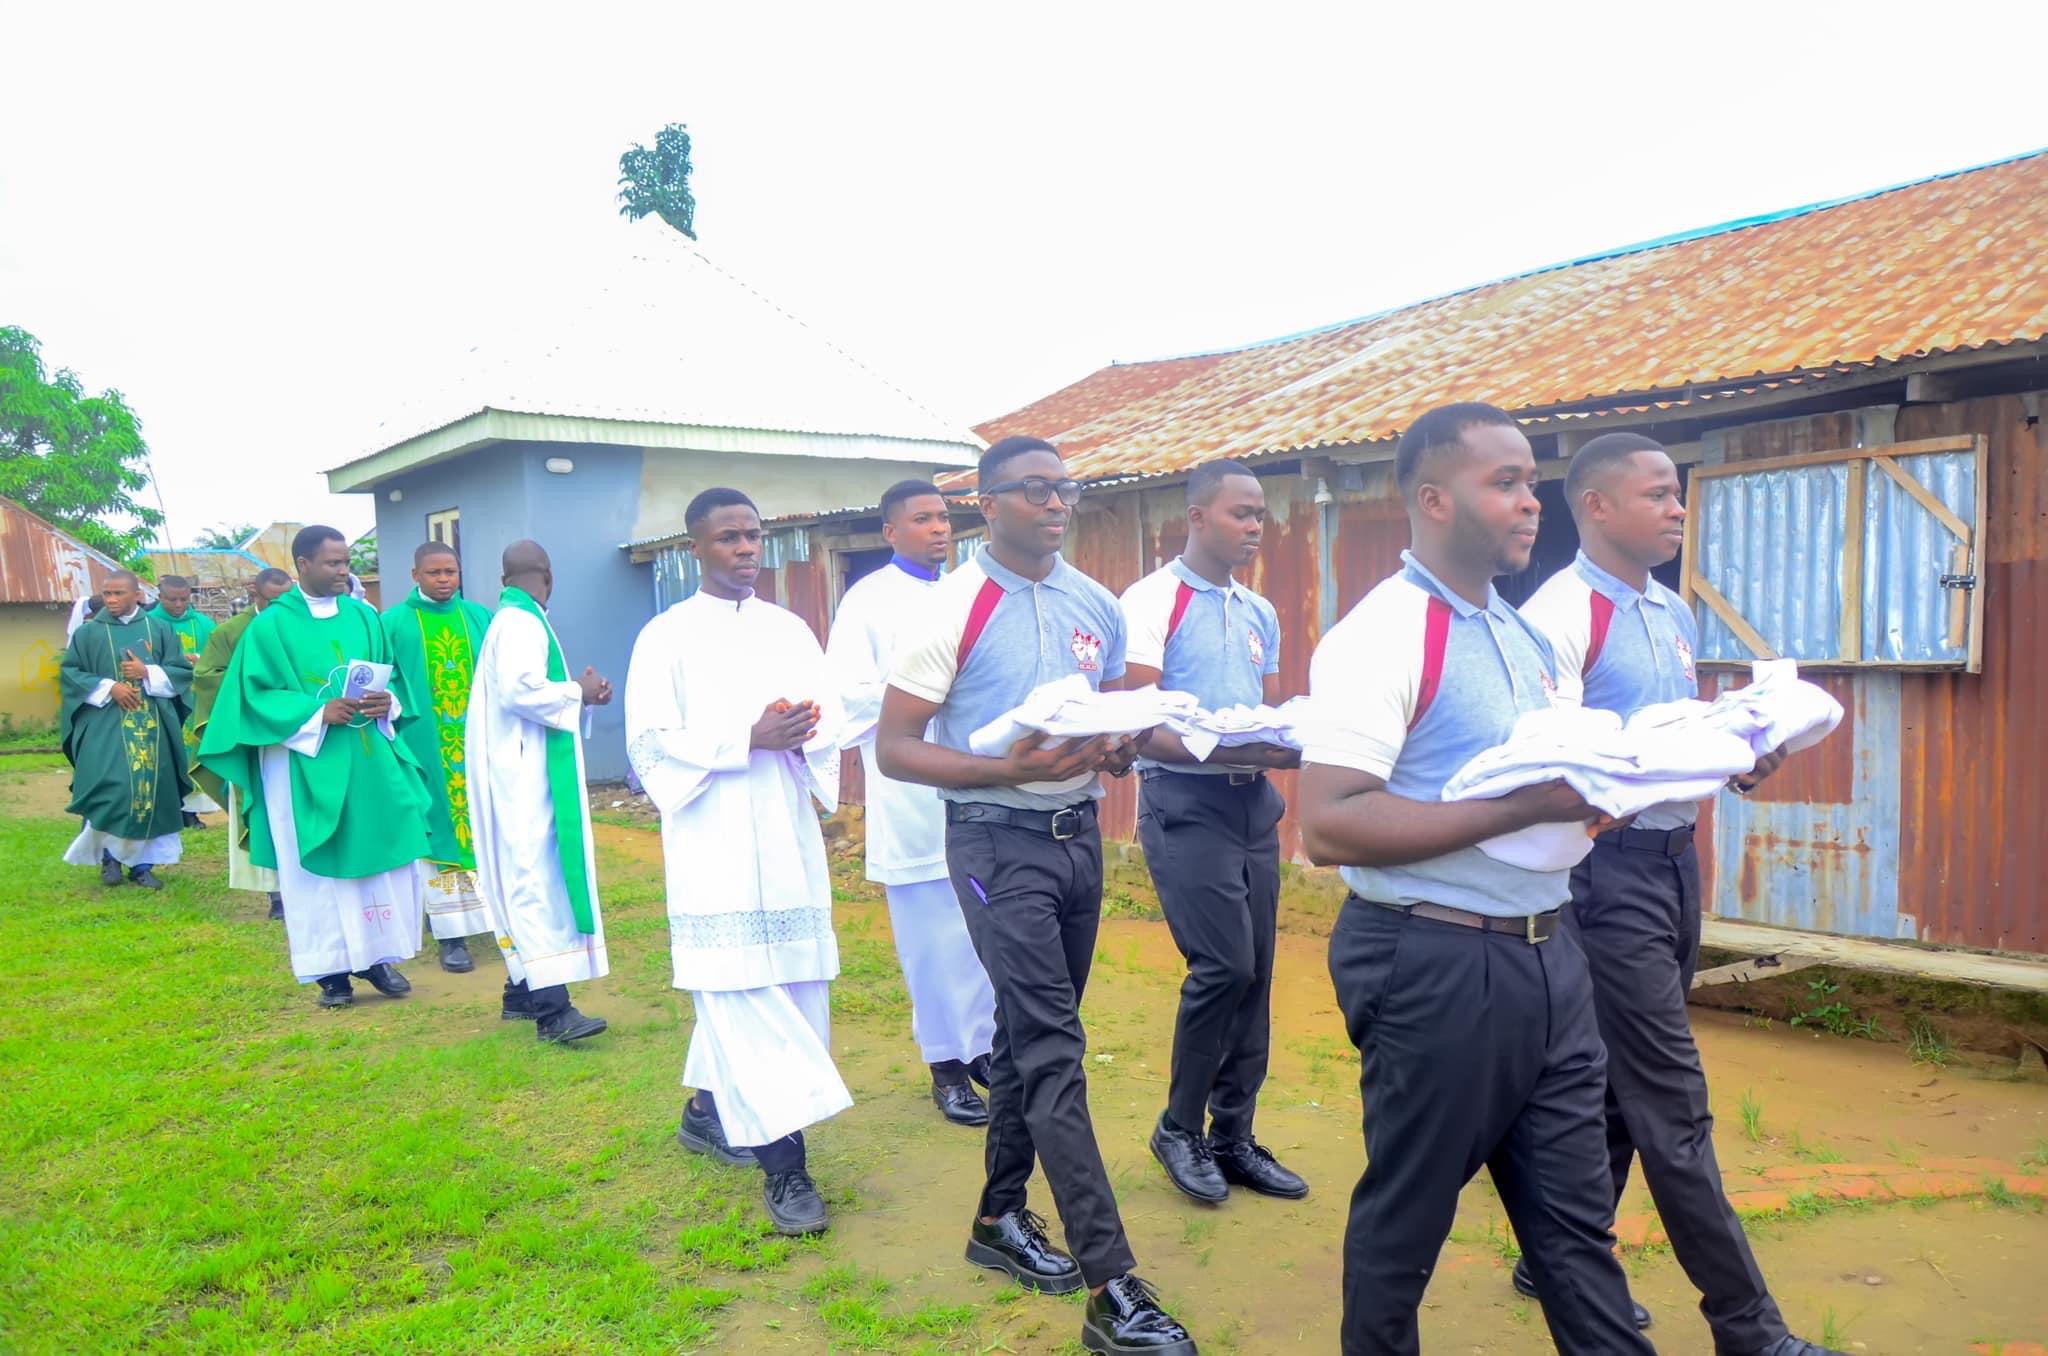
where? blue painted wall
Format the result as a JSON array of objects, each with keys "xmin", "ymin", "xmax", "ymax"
[{"xmin": 367, "ymin": 440, "xmax": 652, "ymax": 780}]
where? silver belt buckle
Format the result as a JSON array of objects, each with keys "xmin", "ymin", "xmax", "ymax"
[
  {"xmin": 1050, "ymin": 808, "xmax": 1082, "ymax": 840},
  {"xmin": 1227, "ymin": 770, "xmax": 1259, "ymax": 786}
]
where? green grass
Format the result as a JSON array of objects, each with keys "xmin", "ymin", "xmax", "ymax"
[
  {"xmin": 0, "ymin": 715, "xmax": 60, "ymax": 752},
  {"xmin": 1738, "ymin": 1086, "xmax": 1765, "ymax": 1143},
  {"xmin": 0, "ymin": 792, "xmax": 995, "ymax": 1353},
  {"xmin": 2022, "ymin": 1137, "xmax": 2048, "ymax": 1172},
  {"xmin": 1786, "ymin": 1129, "xmax": 1844, "ymax": 1164},
  {"xmin": 1907, "ymin": 1015, "xmax": 1956, "ymax": 1067}
]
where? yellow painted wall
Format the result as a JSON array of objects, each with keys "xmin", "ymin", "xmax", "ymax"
[{"xmin": 2, "ymin": 604, "xmax": 69, "ymax": 724}]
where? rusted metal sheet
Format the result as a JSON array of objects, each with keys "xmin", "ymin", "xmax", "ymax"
[
  {"xmin": 975, "ymin": 153, "xmax": 2048, "ymax": 484},
  {"xmin": 0, "ymin": 496, "xmax": 117, "ymax": 604}
]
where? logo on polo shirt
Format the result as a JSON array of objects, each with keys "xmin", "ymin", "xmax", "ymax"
[
  {"xmin": 1674, "ymin": 634, "xmax": 1696, "ymax": 684},
  {"xmin": 1071, "ymin": 627, "xmax": 1101, "ymax": 672},
  {"xmin": 1247, "ymin": 627, "xmax": 1265, "ymax": 669}
]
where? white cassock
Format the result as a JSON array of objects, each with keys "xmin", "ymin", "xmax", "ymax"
[
  {"xmin": 626, "ymin": 590, "xmax": 853, "ymax": 1147},
  {"xmin": 466, "ymin": 606, "xmax": 608, "ymax": 990},
  {"xmin": 421, "ymin": 867, "xmax": 491, "ymax": 941},
  {"xmin": 825, "ymin": 561, "xmax": 996, "ymax": 1067},
  {"xmin": 226, "ymin": 785, "xmax": 279, "ymax": 894},
  {"xmin": 267, "ymin": 590, "xmax": 423, "ymax": 982}
]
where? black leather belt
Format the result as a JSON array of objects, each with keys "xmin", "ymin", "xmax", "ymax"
[
  {"xmin": 945, "ymin": 800, "xmax": 1098, "ymax": 841},
  {"xmin": 1138, "ymin": 768, "xmax": 1266, "ymax": 787},
  {"xmin": 1356, "ymin": 893, "xmax": 1560, "ymax": 944},
  {"xmin": 1598, "ymin": 824, "xmax": 1695, "ymax": 857}
]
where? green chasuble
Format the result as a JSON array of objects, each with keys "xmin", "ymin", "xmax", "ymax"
[
  {"xmin": 197, "ymin": 589, "xmax": 434, "ymax": 879},
  {"xmin": 148, "ymin": 604, "xmax": 217, "ymax": 766},
  {"xmin": 188, "ymin": 608, "xmax": 260, "ymax": 807},
  {"xmin": 382, "ymin": 587, "xmax": 493, "ymax": 870},
  {"xmin": 59, "ymin": 610, "xmax": 194, "ymax": 839}
]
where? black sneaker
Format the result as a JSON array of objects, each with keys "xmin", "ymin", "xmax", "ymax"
[
  {"xmin": 128, "ymin": 866, "xmax": 164, "ymax": 891},
  {"xmin": 762, "ymin": 1168, "xmax": 829, "ymax": 1236},
  {"xmin": 438, "ymin": 937, "xmax": 475, "ymax": 973},
  {"xmin": 267, "ymin": 892, "xmax": 284, "ymax": 921},
  {"xmin": 965, "ymin": 1208, "xmax": 1082, "ymax": 1294},
  {"xmin": 100, "ymin": 852, "xmax": 124, "ymax": 887},
  {"xmin": 1511, "ymin": 1258, "xmax": 1652, "ymax": 1330},
  {"xmin": 676, "ymin": 1100, "xmax": 756, "ymax": 1167},
  {"xmin": 352, "ymin": 963, "xmax": 411, "ymax": 997},
  {"xmin": 933, "ymin": 1077, "xmax": 990, "ymax": 1126},
  {"xmin": 1210, "ymin": 1136, "xmax": 1308, "ymax": 1199},
  {"xmin": 1149, "ymin": 1113, "xmax": 1227, "ymax": 1204},
  {"xmin": 1081, "ymin": 1274, "xmax": 1196, "ymax": 1354},
  {"xmin": 537, "ymin": 1007, "xmax": 607, "ymax": 1044},
  {"xmin": 1747, "ymin": 1338, "xmax": 1849, "ymax": 1356},
  {"xmin": 316, "ymin": 975, "xmax": 354, "ymax": 1008}
]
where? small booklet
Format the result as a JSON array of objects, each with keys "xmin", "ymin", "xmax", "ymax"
[{"xmin": 342, "ymin": 660, "xmax": 394, "ymax": 702}]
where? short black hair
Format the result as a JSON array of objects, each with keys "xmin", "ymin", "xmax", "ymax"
[
  {"xmin": 978, "ymin": 436, "xmax": 1058, "ymax": 492},
  {"xmin": 292, "ymin": 524, "xmax": 346, "ymax": 564},
  {"xmin": 158, "ymin": 574, "xmax": 191, "ymax": 590},
  {"xmin": 1187, "ymin": 459, "xmax": 1257, "ymax": 506},
  {"xmin": 253, "ymin": 567, "xmax": 291, "ymax": 588},
  {"xmin": 880, "ymin": 479, "xmax": 946, "ymax": 523},
  {"xmin": 413, "ymin": 540, "xmax": 459, "ymax": 566},
  {"xmin": 685, "ymin": 487, "xmax": 758, "ymax": 536},
  {"xmin": 1394, "ymin": 402, "xmax": 1518, "ymax": 497},
  {"xmin": 1564, "ymin": 431, "xmax": 1669, "ymax": 511},
  {"xmin": 105, "ymin": 570, "xmax": 139, "ymax": 589}
]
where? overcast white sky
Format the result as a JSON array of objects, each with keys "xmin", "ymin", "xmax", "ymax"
[{"xmin": 5, "ymin": 1, "xmax": 2044, "ymax": 545}]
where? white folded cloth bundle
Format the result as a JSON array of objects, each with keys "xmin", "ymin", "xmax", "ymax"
[
  {"xmin": 1443, "ymin": 660, "xmax": 1844, "ymax": 872},
  {"xmin": 1173, "ymin": 697, "xmax": 1312, "ymax": 761},
  {"xmin": 967, "ymin": 675, "xmax": 1203, "ymax": 756}
]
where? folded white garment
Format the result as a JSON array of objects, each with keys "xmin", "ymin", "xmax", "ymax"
[
  {"xmin": 1175, "ymin": 697, "xmax": 1312, "ymax": 762},
  {"xmin": 967, "ymin": 676, "xmax": 1201, "ymax": 756},
  {"xmin": 1442, "ymin": 661, "xmax": 1843, "ymax": 871}
]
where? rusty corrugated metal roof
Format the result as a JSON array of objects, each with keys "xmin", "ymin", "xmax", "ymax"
[
  {"xmin": 969, "ymin": 150, "xmax": 2048, "ymax": 485},
  {"xmin": 0, "ymin": 496, "xmax": 121, "ymax": 603}
]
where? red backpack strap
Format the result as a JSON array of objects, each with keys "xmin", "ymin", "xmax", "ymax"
[
  {"xmin": 1409, "ymin": 595, "xmax": 1453, "ymax": 731},
  {"xmin": 955, "ymin": 577, "xmax": 1007, "ymax": 672},
  {"xmin": 1163, "ymin": 580, "xmax": 1197, "ymax": 645},
  {"xmin": 1584, "ymin": 590, "xmax": 1616, "ymax": 676}
]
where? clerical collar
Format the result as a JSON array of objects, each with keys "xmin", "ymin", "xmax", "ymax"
[
  {"xmin": 297, "ymin": 586, "xmax": 342, "ymax": 618},
  {"xmin": 110, "ymin": 606, "xmax": 141, "ymax": 624},
  {"xmin": 890, "ymin": 555, "xmax": 940, "ymax": 582}
]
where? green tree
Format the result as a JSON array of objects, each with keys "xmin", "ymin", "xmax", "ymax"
[
  {"xmin": 194, "ymin": 522, "xmax": 258, "ymax": 550},
  {"xmin": 618, "ymin": 123, "xmax": 697, "ymax": 239},
  {"xmin": 0, "ymin": 326, "xmax": 162, "ymax": 561},
  {"xmin": 350, "ymin": 530, "xmax": 378, "ymax": 577}
]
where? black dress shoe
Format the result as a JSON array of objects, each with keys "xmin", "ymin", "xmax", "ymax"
[
  {"xmin": 182, "ymin": 810, "xmax": 205, "ymax": 830},
  {"xmin": 676, "ymin": 1100, "xmax": 756, "ymax": 1167},
  {"xmin": 967, "ymin": 1053, "xmax": 994, "ymax": 1090},
  {"xmin": 502, "ymin": 981, "xmax": 535, "ymax": 1020},
  {"xmin": 1210, "ymin": 1136, "xmax": 1308, "ymax": 1199},
  {"xmin": 1512, "ymin": 1258, "xmax": 1651, "ymax": 1330},
  {"xmin": 352, "ymin": 962, "xmax": 411, "ymax": 997},
  {"xmin": 965, "ymin": 1208, "xmax": 1082, "ymax": 1294},
  {"xmin": 128, "ymin": 866, "xmax": 164, "ymax": 891},
  {"xmin": 100, "ymin": 852, "xmax": 124, "ymax": 887},
  {"xmin": 762, "ymin": 1168, "xmax": 829, "ymax": 1236},
  {"xmin": 267, "ymin": 892, "xmax": 284, "ymax": 921},
  {"xmin": 1081, "ymin": 1274, "xmax": 1196, "ymax": 1354},
  {"xmin": 933, "ymin": 1078, "xmax": 990, "ymax": 1126},
  {"xmin": 316, "ymin": 975, "xmax": 354, "ymax": 1008},
  {"xmin": 438, "ymin": 937, "xmax": 475, "ymax": 973},
  {"xmin": 1745, "ymin": 1339, "xmax": 1848, "ymax": 1356},
  {"xmin": 1149, "ymin": 1113, "xmax": 1227, "ymax": 1204},
  {"xmin": 537, "ymin": 1007, "xmax": 608, "ymax": 1044}
]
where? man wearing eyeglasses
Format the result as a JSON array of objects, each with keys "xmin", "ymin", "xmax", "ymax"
[{"xmin": 877, "ymin": 436, "xmax": 1198, "ymax": 1356}]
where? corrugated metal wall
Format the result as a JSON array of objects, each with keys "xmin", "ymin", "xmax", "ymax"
[{"xmin": 780, "ymin": 393, "xmax": 2045, "ymax": 954}]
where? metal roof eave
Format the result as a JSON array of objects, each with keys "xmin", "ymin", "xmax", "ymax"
[{"xmin": 326, "ymin": 407, "xmax": 982, "ymax": 493}]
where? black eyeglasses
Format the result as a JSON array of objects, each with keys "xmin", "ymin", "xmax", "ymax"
[{"xmin": 985, "ymin": 477, "xmax": 1084, "ymax": 506}]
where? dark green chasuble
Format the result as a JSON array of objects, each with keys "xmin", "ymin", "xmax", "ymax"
[
  {"xmin": 382, "ymin": 588, "xmax": 493, "ymax": 870},
  {"xmin": 198, "ymin": 589, "xmax": 434, "ymax": 879},
  {"xmin": 59, "ymin": 610, "xmax": 193, "ymax": 839}
]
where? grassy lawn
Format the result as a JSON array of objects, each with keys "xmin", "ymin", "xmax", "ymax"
[{"xmin": 0, "ymin": 755, "xmax": 1007, "ymax": 1354}]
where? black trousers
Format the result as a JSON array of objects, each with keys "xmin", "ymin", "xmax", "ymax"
[
  {"xmin": 505, "ymin": 978, "xmax": 571, "ymax": 1020},
  {"xmin": 946, "ymin": 813, "xmax": 1137, "ymax": 1287},
  {"xmin": 1329, "ymin": 896, "xmax": 1652, "ymax": 1356},
  {"xmin": 1136, "ymin": 770, "xmax": 1283, "ymax": 1140},
  {"xmin": 1567, "ymin": 835, "xmax": 1787, "ymax": 1353}
]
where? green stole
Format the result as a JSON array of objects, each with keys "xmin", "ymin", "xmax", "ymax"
[
  {"xmin": 188, "ymin": 608, "xmax": 259, "ymax": 808},
  {"xmin": 383, "ymin": 587, "xmax": 492, "ymax": 869},
  {"xmin": 147, "ymin": 604, "xmax": 215, "ymax": 765},
  {"xmin": 498, "ymin": 585, "xmax": 595, "ymax": 933}
]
